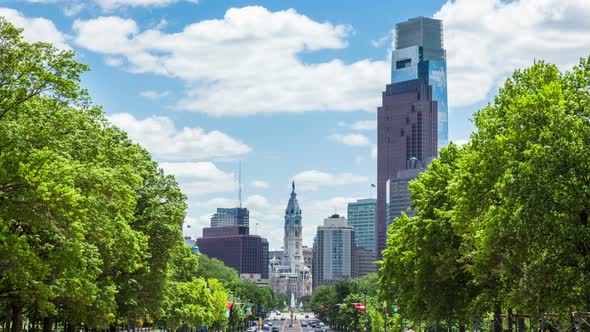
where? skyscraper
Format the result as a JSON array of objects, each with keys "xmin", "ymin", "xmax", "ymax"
[
  {"xmin": 347, "ymin": 198, "xmax": 377, "ymax": 252},
  {"xmin": 376, "ymin": 17, "xmax": 446, "ymax": 255},
  {"xmin": 312, "ymin": 214, "xmax": 355, "ymax": 289}
]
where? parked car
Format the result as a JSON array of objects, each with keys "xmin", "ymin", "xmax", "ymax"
[
  {"xmin": 268, "ymin": 322, "xmax": 273, "ymax": 327},
  {"xmin": 271, "ymin": 328, "xmax": 280, "ymax": 332},
  {"xmin": 247, "ymin": 327, "xmax": 256, "ymax": 332},
  {"xmin": 304, "ymin": 314, "xmax": 309, "ymax": 318},
  {"xmin": 301, "ymin": 322, "xmax": 307, "ymax": 327}
]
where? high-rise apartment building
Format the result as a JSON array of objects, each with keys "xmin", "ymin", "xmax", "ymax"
[
  {"xmin": 210, "ymin": 207, "xmax": 249, "ymax": 227},
  {"xmin": 312, "ymin": 214, "xmax": 355, "ymax": 289},
  {"xmin": 347, "ymin": 198, "xmax": 377, "ymax": 252},
  {"xmin": 376, "ymin": 17, "xmax": 446, "ymax": 255}
]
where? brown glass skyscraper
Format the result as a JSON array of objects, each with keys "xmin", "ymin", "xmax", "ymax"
[{"xmin": 376, "ymin": 17, "xmax": 446, "ymax": 255}]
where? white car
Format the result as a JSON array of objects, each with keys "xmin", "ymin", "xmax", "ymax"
[{"xmin": 247, "ymin": 327, "xmax": 256, "ymax": 332}]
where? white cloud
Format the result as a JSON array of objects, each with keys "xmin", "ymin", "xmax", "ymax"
[
  {"xmin": 160, "ymin": 162, "xmax": 236, "ymax": 196},
  {"xmin": 350, "ymin": 120, "xmax": 377, "ymax": 131},
  {"xmin": 64, "ymin": 3, "xmax": 85, "ymax": 16},
  {"xmin": 250, "ymin": 180, "xmax": 270, "ymax": 189},
  {"xmin": 453, "ymin": 138, "xmax": 469, "ymax": 147},
  {"xmin": 197, "ymin": 197, "xmax": 237, "ymax": 210},
  {"xmin": 72, "ymin": 6, "xmax": 389, "ymax": 116},
  {"xmin": 0, "ymin": 8, "xmax": 69, "ymax": 50},
  {"xmin": 94, "ymin": 0, "xmax": 198, "ymax": 10},
  {"xmin": 107, "ymin": 113, "xmax": 251, "ymax": 161},
  {"xmin": 139, "ymin": 90, "xmax": 169, "ymax": 99},
  {"xmin": 183, "ymin": 215, "xmax": 211, "ymax": 238},
  {"xmin": 105, "ymin": 56, "xmax": 124, "ymax": 67},
  {"xmin": 292, "ymin": 170, "xmax": 368, "ymax": 191},
  {"xmin": 434, "ymin": 0, "xmax": 590, "ymax": 108},
  {"xmin": 329, "ymin": 133, "xmax": 370, "ymax": 147}
]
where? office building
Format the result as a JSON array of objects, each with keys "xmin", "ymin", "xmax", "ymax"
[
  {"xmin": 196, "ymin": 226, "xmax": 268, "ymax": 278},
  {"xmin": 210, "ymin": 207, "xmax": 249, "ymax": 227},
  {"xmin": 377, "ymin": 17, "xmax": 446, "ymax": 255},
  {"xmin": 312, "ymin": 214, "xmax": 355, "ymax": 289},
  {"xmin": 386, "ymin": 163, "xmax": 425, "ymax": 228},
  {"xmin": 353, "ymin": 248, "xmax": 378, "ymax": 278},
  {"xmin": 261, "ymin": 238, "xmax": 269, "ymax": 279},
  {"xmin": 303, "ymin": 246, "xmax": 313, "ymax": 270},
  {"xmin": 347, "ymin": 198, "xmax": 377, "ymax": 251}
]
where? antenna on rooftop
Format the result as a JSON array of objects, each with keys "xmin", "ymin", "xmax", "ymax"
[{"xmin": 238, "ymin": 161, "xmax": 242, "ymax": 208}]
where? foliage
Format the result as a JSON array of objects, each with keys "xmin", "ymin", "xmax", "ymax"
[
  {"xmin": 377, "ymin": 58, "xmax": 590, "ymax": 330},
  {"xmin": 196, "ymin": 254, "xmax": 239, "ymax": 284},
  {"xmin": 0, "ymin": 19, "xmax": 231, "ymax": 332}
]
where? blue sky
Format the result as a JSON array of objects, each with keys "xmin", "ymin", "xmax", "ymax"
[{"xmin": 4, "ymin": 0, "xmax": 590, "ymax": 249}]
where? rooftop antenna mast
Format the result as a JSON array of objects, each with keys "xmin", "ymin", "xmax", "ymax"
[{"xmin": 238, "ymin": 161, "xmax": 242, "ymax": 208}]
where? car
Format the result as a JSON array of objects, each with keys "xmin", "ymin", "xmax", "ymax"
[
  {"xmin": 280, "ymin": 317, "xmax": 285, "ymax": 320},
  {"xmin": 309, "ymin": 323, "xmax": 316, "ymax": 328},
  {"xmin": 268, "ymin": 322, "xmax": 273, "ymax": 327},
  {"xmin": 247, "ymin": 327, "xmax": 256, "ymax": 332},
  {"xmin": 301, "ymin": 322, "xmax": 307, "ymax": 327},
  {"xmin": 271, "ymin": 328, "xmax": 279, "ymax": 332},
  {"xmin": 262, "ymin": 324, "xmax": 269, "ymax": 330},
  {"xmin": 304, "ymin": 315, "xmax": 309, "ymax": 318},
  {"xmin": 319, "ymin": 322, "xmax": 324, "ymax": 327}
]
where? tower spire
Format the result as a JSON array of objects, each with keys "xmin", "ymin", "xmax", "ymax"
[{"xmin": 292, "ymin": 181, "xmax": 295, "ymax": 193}]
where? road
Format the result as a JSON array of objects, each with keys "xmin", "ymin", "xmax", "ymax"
[{"xmin": 261, "ymin": 312, "xmax": 332, "ymax": 332}]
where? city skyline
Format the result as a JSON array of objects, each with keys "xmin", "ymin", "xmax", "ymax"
[{"xmin": 5, "ymin": 0, "xmax": 590, "ymax": 251}]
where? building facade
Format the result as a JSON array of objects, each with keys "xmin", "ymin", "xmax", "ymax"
[
  {"xmin": 353, "ymin": 248, "xmax": 378, "ymax": 278},
  {"xmin": 376, "ymin": 17, "xmax": 446, "ymax": 255},
  {"xmin": 210, "ymin": 207, "xmax": 249, "ymax": 227},
  {"xmin": 386, "ymin": 164, "xmax": 425, "ymax": 228},
  {"xmin": 312, "ymin": 215, "xmax": 355, "ymax": 289},
  {"xmin": 347, "ymin": 198, "xmax": 377, "ymax": 252},
  {"xmin": 269, "ymin": 183, "xmax": 312, "ymax": 298},
  {"xmin": 302, "ymin": 246, "xmax": 313, "ymax": 270},
  {"xmin": 196, "ymin": 226, "xmax": 268, "ymax": 278}
]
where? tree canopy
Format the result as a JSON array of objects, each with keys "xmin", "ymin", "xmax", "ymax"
[{"xmin": 379, "ymin": 58, "xmax": 590, "ymax": 331}]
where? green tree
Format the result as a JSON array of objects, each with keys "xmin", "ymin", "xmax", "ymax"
[
  {"xmin": 450, "ymin": 59, "xmax": 590, "ymax": 327},
  {"xmin": 380, "ymin": 143, "xmax": 476, "ymax": 330},
  {"xmin": 196, "ymin": 255, "xmax": 239, "ymax": 284}
]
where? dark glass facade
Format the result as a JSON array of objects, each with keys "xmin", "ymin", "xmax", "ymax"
[
  {"xmin": 376, "ymin": 16, "xmax": 446, "ymax": 256},
  {"xmin": 376, "ymin": 79, "xmax": 438, "ymax": 255},
  {"xmin": 197, "ymin": 226, "xmax": 269, "ymax": 277}
]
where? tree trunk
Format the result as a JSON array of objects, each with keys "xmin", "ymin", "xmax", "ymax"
[
  {"xmin": 10, "ymin": 304, "xmax": 23, "ymax": 332},
  {"xmin": 459, "ymin": 322, "xmax": 466, "ymax": 332},
  {"xmin": 42, "ymin": 318, "xmax": 52, "ymax": 332},
  {"xmin": 517, "ymin": 316, "xmax": 525, "ymax": 332},
  {"xmin": 493, "ymin": 304, "xmax": 502, "ymax": 332},
  {"xmin": 508, "ymin": 308, "xmax": 513, "ymax": 332}
]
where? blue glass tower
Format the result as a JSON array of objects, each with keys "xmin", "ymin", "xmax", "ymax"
[{"xmin": 391, "ymin": 17, "xmax": 448, "ymax": 149}]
